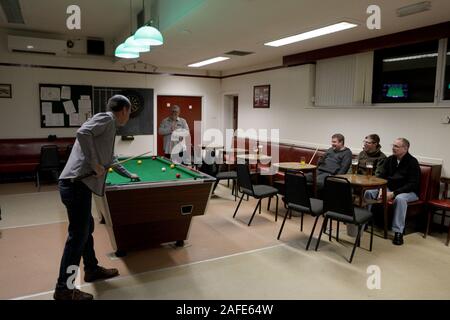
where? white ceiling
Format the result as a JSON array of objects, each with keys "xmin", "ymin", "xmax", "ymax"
[{"xmin": 1, "ymin": 0, "xmax": 449, "ymax": 72}]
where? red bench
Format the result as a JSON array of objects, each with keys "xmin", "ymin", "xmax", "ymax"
[{"xmin": 0, "ymin": 138, "xmax": 75, "ymax": 179}]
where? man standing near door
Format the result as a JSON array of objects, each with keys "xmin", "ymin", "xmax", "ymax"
[{"xmin": 158, "ymin": 105, "xmax": 190, "ymax": 161}]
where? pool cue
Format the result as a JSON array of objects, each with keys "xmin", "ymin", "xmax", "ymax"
[
  {"xmin": 308, "ymin": 146, "xmax": 320, "ymax": 165},
  {"xmin": 110, "ymin": 151, "xmax": 153, "ymax": 167},
  {"xmin": 75, "ymin": 151, "xmax": 152, "ymax": 180}
]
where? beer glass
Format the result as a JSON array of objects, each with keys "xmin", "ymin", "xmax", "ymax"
[
  {"xmin": 351, "ymin": 158, "xmax": 359, "ymax": 175},
  {"xmin": 366, "ymin": 161, "xmax": 374, "ymax": 177},
  {"xmin": 300, "ymin": 156, "xmax": 306, "ymax": 166}
]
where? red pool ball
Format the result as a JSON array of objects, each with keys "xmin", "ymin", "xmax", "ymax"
[{"xmin": 176, "ymin": 173, "xmax": 181, "ymax": 178}]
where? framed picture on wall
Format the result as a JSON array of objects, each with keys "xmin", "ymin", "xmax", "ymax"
[
  {"xmin": 253, "ymin": 85, "xmax": 270, "ymax": 108},
  {"xmin": 0, "ymin": 84, "xmax": 12, "ymax": 98}
]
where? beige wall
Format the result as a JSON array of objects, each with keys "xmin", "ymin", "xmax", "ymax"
[
  {"xmin": 221, "ymin": 65, "xmax": 450, "ymax": 175},
  {"xmin": 1, "ymin": 42, "xmax": 449, "ymax": 175}
]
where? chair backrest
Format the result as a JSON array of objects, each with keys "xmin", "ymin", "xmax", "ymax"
[
  {"xmin": 236, "ymin": 164, "xmax": 254, "ymax": 195},
  {"xmin": 441, "ymin": 178, "xmax": 449, "ymax": 200},
  {"xmin": 285, "ymin": 171, "xmax": 311, "ymax": 209},
  {"xmin": 323, "ymin": 176, "xmax": 354, "ymax": 219},
  {"xmin": 65, "ymin": 144, "xmax": 73, "ymax": 159},
  {"xmin": 200, "ymin": 162, "xmax": 218, "ymax": 177},
  {"xmin": 418, "ymin": 165, "xmax": 430, "ymax": 201},
  {"xmin": 39, "ymin": 145, "xmax": 60, "ymax": 169}
]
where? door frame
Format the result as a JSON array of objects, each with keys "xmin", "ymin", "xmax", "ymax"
[{"xmin": 222, "ymin": 92, "xmax": 239, "ymax": 147}]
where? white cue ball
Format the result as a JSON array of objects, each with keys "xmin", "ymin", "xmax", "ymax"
[{"xmin": 162, "ymin": 167, "xmax": 166, "ymax": 172}]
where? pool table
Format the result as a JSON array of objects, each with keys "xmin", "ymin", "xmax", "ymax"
[{"xmin": 94, "ymin": 156, "xmax": 215, "ymax": 256}]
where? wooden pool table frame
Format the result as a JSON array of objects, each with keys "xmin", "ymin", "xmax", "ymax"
[{"xmin": 94, "ymin": 167, "xmax": 215, "ymax": 256}]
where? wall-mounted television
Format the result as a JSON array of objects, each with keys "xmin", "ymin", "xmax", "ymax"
[{"xmin": 382, "ymin": 84, "xmax": 408, "ymax": 99}]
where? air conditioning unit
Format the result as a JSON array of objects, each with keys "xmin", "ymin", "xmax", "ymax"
[{"xmin": 7, "ymin": 35, "xmax": 68, "ymax": 56}]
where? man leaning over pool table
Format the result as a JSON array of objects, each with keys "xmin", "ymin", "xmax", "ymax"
[{"xmin": 54, "ymin": 95, "xmax": 138, "ymax": 300}]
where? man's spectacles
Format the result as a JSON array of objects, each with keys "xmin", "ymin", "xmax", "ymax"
[
  {"xmin": 392, "ymin": 144, "xmax": 404, "ymax": 149},
  {"xmin": 363, "ymin": 140, "xmax": 375, "ymax": 145}
]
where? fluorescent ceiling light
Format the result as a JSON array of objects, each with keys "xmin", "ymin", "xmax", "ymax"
[
  {"xmin": 383, "ymin": 53, "xmax": 438, "ymax": 62},
  {"xmin": 264, "ymin": 22, "xmax": 357, "ymax": 47},
  {"xmin": 26, "ymin": 45, "xmax": 34, "ymax": 49},
  {"xmin": 396, "ymin": 1, "xmax": 431, "ymax": 17},
  {"xmin": 188, "ymin": 56, "xmax": 230, "ymax": 67}
]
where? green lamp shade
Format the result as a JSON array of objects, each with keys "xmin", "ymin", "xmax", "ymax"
[
  {"xmin": 115, "ymin": 43, "xmax": 139, "ymax": 59},
  {"xmin": 134, "ymin": 26, "xmax": 163, "ymax": 46},
  {"xmin": 124, "ymin": 36, "xmax": 150, "ymax": 53}
]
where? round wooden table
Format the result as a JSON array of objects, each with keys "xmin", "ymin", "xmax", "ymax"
[
  {"xmin": 237, "ymin": 153, "xmax": 271, "ymax": 162},
  {"xmin": 225, "ymin": 148, "xmax": 247, "ymax": 154}
]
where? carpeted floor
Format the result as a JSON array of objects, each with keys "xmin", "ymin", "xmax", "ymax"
[{"xmin": 1, "ymin": 182, "xmax": 449, "ymax": 300}]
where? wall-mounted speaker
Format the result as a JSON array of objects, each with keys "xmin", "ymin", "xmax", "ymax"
[{"xmin": 87, "ymin": 39, "xmax": 104, "ymax": 55}]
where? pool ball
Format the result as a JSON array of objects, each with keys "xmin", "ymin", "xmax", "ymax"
[
  {"xmin": 176, "ymin": 173, "xmax": 181, "ymax": 178},
  {"xmin": 162, "ymin": 167, "xmax": 166, "ymax": 172},
  {"xmin": 108, "ymin": 168, "xmax": 113, "ymax": 173},
  {"xmin": 170, "ymin": 164, "xmax": 175, "ymax": 169},
  {"xmin": 137, "ymin": 160, "xmax": 142, "ymax": 165},
  {"xmin": 152, "ymin": 156, "xmax": 156, "ymax": 160}
]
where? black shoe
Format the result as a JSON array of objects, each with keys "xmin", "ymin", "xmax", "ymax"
[
  {"xmin": 53, "ymin": 288, "xmax": 93, "ymax": 300},
  {"xmin": 393, "ymin": 232, "xmax": 404, "ymax": 246},
  {"xmin": 84, "ymin": 266, "xmax": 119, "ymax": 283}
]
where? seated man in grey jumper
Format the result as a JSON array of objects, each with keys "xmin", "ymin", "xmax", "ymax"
[{"xmin": 306, "ymin": 133, "xmax": 352, "ymax": 193}]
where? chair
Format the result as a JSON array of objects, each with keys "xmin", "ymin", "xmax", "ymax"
[
  {"xmin": 315, "ymin": 176, "xmax": 374, "ymax": 263},
  {"xmin": 277, "ymin": 172, "xmax": 324, "ymax": 250},
  {"xmin": 233, "ymin": 164, "xmax": 279, "ymax": 226},
  {"xmin": 424, "ymin": 177, "xmax": 450, "ymax": 246},
  {"xmin": 60, "ymin": 143, "xmax": 74, "ymax": 169},
  {"xmin": 66, "ymin": 143, "xmax": 73, "ymax": 159},
  {"xmin": 35, "ymin": 145, "xmax": 60, "ymax": 191},
  {"xmin": 213, "ymin": 169, "xmax": 238, "ymax": 201}
]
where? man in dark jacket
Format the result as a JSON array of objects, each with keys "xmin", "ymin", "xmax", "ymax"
[
  {"xmin": 364, "ymin": 138, "xmax": 420, "ymax": 245},
  {"xmin": 307, "ymin": 133, "xmax": 352, "ymax": 191}
]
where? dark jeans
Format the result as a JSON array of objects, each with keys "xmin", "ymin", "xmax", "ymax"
[{"xmin": 56, "ymin": 179, "xmax": 98, "ymax": 289}]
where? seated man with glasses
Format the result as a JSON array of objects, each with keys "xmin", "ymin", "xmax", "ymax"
[
  {"xmin": 350, "ymin": 134, "xmax": 386, "ymax": 177},
  {"xmin": 364, "ymin": 138, "xmax": 420, "ymax": 246}
]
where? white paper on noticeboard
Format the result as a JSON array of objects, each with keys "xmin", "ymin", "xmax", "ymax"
[
  {"xmin": 80, "ymin": 110, "xmax": 92, "ymax": 121},
  {"xmin": 46, "ymin": 113, "xmax": 64, "ymax": 126},
  {"xmin": 61, "ymin": 86, "xmax": 71, "ymax": 99},
  {"xmin": 55, "ymin": 113, "xmax": 64, "ymax": 126},
  {"xmin": 78, "ymin": 99, "xmax": 91, "ymax": 111},
  {"xmin": 69, "ymin": 113, "xmax": 80, "ymax": 126},
  {"xmin": 40, "ymin": 87, "xmax": 61, "ymax": 101},
  {"xmin": 63, "ymin": 100, "xmax": 76, "ymax": 114},
  {"xmin": 80, "ymin": 95, "xmax": 91, "ymax": 100},
  {"xmin": 41, "ymin": 102, "xmax": 52, "ymax": 115}
]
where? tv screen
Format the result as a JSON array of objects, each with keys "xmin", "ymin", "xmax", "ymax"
[{"xmin": 382, "ymin": 84, "xmax": 408, "ymax": 99}]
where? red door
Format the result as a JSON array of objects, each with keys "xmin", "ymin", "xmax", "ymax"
[{"xmin": 157, "ymin": 96, "xmax": 202, "ymax": 156}]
